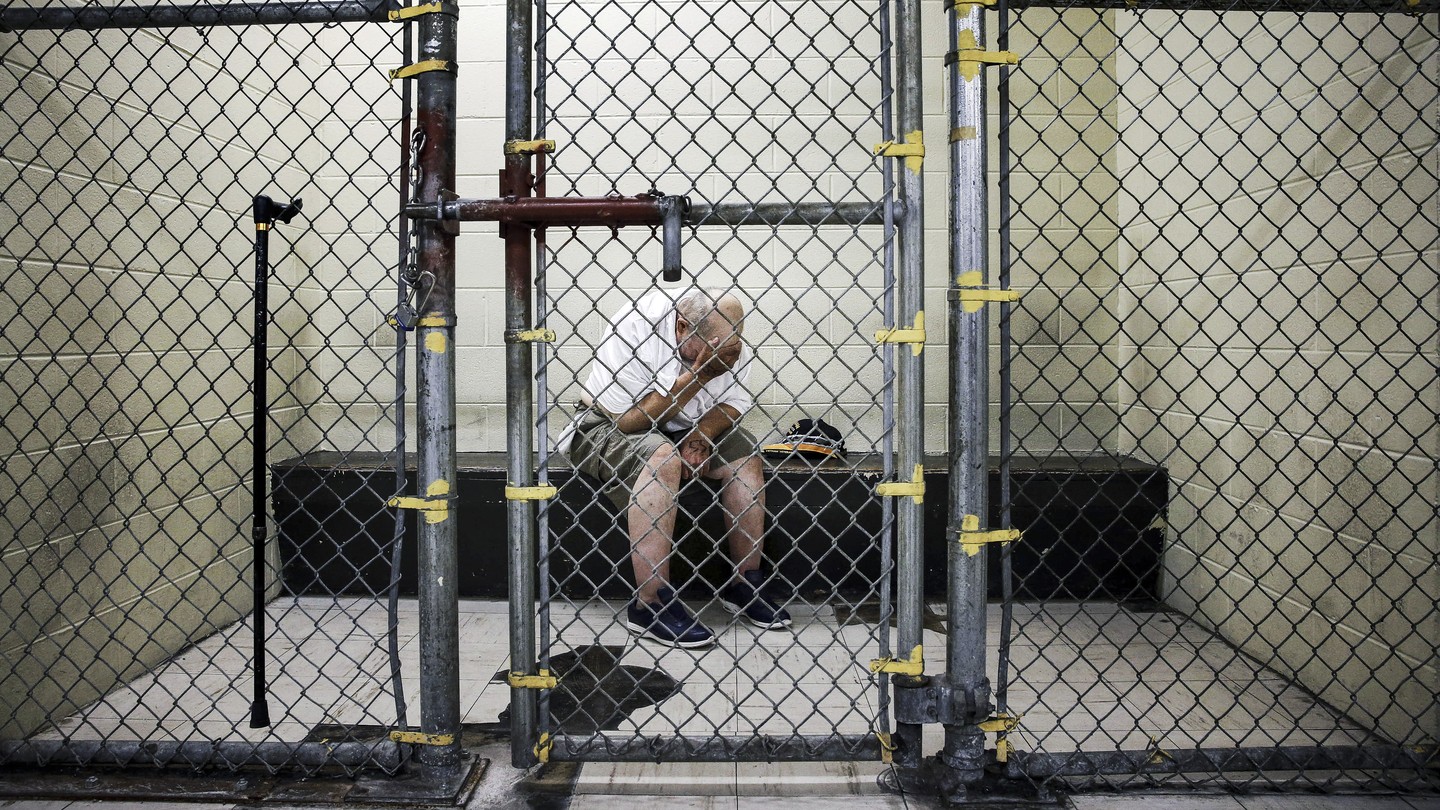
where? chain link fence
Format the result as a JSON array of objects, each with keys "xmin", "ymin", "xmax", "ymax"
[
  {"xmin": 529, "ymin": 0, "xmax": 912, "ymax": 761},
  {"xmin": 996, "ymin": 0, "xmax": 1438, "ymax": 789},
  {"xmin": 0, "ymin": 10, "xmax": 417, "ymax": 773}
]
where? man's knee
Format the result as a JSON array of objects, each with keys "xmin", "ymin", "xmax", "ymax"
[{"xmin": 642, "ymin": 441, "xmax": 684, "ymax": 485}]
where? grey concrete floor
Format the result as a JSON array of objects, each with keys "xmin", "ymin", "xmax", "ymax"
[
  {"xmin": 10, "ymin": 597, "xmax": 1432, "ymax": 809},
  {"xmin": 2, "ymin": 791, "xmax": 1439, "ymax": 809}
]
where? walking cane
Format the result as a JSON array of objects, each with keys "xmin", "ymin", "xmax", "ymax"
[{"xmin": 249, "ymin": 194, "xmax": 302, "ymax": 729}]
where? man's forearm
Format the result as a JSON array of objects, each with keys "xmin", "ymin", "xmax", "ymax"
[
  {"xmin": 614, "ymin": 371, "xmax": 706, "ymax": 433},
  {"xmin": 694, "ymin": 403, "xmax": 741, "ymax": 443}
]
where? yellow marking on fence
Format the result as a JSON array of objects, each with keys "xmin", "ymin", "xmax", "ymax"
[
  {"xmin": 873, "ymin": 130, "xmax": 925, "ymax": 173},
  {"xmin": 957, "ymin": 514, "xmax": 1022, "ymax": 557},
  {"xmin": 875, "ymin": 310, "xmax": 925, "ymax": 356},
  {"xmin": 869, "ymin": 645, "xmax": 924, "ymax": 677},
  {"xmin": 875, "ymin": 464, "xmax": 925, "ymax": 504}
]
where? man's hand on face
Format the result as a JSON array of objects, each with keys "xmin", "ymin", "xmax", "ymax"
[
  {"xmin": 678, "ymin": 433, "xmax": 714, "ymax": 481},
  {"xmin": 691, "ymin": 336, "xmax": 742, "ymax": 383}
]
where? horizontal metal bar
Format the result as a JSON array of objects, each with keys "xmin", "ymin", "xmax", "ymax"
[
  {"xmin": 686, "ymin": 201, "xmax": 903, "ymax": 227},
  {"xmin": 0, "ymin": 739, "xmax": 403, "ymax": 772},
  {"xmin": 0, "ymin": 0, "xmax": 393, "ymax": 32},
  {"xmin": 1010, "ymin": 744, "xmax": 1438, "ymax": 779},
  {"xmin": 551, "ymin": 734, "xmax": 883, "ymax": 762},
  {"xmin": 1006, "ymin": 0, "xmax": 1433, "ymax": 13},
  {"xmin": 406, "ymin": 196, "xmax": 667, "ymax": 226},
  {"xmin": 405, "ymin": 198, "xmax": 904, "ymax": 228}
]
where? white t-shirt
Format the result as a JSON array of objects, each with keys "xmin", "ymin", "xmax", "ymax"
[{"xmin": 583, "ymin": 288, "xmax": 754, "ymax": 433}]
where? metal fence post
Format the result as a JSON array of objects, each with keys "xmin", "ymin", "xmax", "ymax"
[
  {"xmin": 943, "ymin": 2, "xmax": 994, "ymax": 785},
  {"xmin": 893, "ymin": 0, "xmax": 926, "ymax": 772},
  {"xmin": 413, "ymin": 0, "xmax": 463, "ymax": 777},
  {"xmin": 504, "ymin": 0, "xmax": 540, "ymax": 770}
]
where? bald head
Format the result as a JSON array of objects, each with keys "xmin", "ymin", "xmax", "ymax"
[
  {"xmin": 676, "ymin": 287, "xmax": 744, "ymax": 343},
  {"xmin": 675, "ymin": 287, "xmax": 745, "ymax": 366}
]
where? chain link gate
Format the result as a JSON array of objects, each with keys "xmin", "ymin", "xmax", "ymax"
[
  {"xmin": 0, "ymin": 2, "xmax": 455, "ymax": 781},
  {"xmin": 507, "ymin": 0, "xmax": 928, "ymax": 766},
  {"xmin": 992, "ymin": 0, "xmax": 1439, "ymax": 792}
]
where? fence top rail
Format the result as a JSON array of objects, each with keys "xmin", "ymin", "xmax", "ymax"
[
  {"xmin": 1007, "ymin": 0, "xmax": 1434, "ymax": 12},
  {"xmin": 0, "ymin": 0, "xmax": 394, "ymax": 32}
]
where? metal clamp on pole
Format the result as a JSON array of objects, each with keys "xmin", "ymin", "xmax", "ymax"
[
  {"xmin": 657, "ymin": 194, "xmax": 687, "ymax": 282},
  {"xmin": 506, "ymin": 669, "xmax": 558, "ymax": 689},
  {"xmin": 504, "ymin": 139, "xmax": 556, "ymax": 155},
  {"xmin": 388, "ymin": 730, "xmax": 457, "ymax": 746},
  {"xmin": 876, "ymin": 463, "xmax": 926, "ymax": 504},
  {"xmin": 873, "ymin": 130, "xmax": 926, "ymax": 173},
  {"xmin": 955, "ymin": 514, "xmax": 1022, "ymax": 557},
  {"xmin": 951, "ymin": 272, "xmax": 1023, "ymax": 313},
  {"xmin": 978, "ymin": 713, "xmax": 1023, "ymax": 762},
  {"xmin": 389, "ymin": 480, "xmax": 453, "ymax": 523},
  {"xmin": 504, "ymin": 327, "xmax": 556, "ymax": 343},
  {"xmin": 869, "ymin": 644, "xmax": 925, "ymax": 677},
  {"xmin": 945, "ymin": 30, "xmax": 1018, "ymax": 80},
  {"xmin": 505, "ymin": 484, "xmax": 558, "ymax": 501},
  {"xmin": 387, "ymin": 0, "xmax": 456, "ymax": 21},
  {"xmin": 388, "ymin": 58, "xmax": 457, "ymax": 82},
  {"xmin": 875, "ymin": 310, "xmax": 926, "ymax": 355},
  {"xmin": 951, "ymin": 0, "xmax": 995, "ymax": 11}
]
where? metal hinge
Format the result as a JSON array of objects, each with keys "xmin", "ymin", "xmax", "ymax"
[
  {"xmin": 507, "ymin": 669, "xmax": 558, "ymax": 689},
  {"xmin": 388, "ymin": 59, "xmax": 457, "ymax": 82},
  {"xmin": 505, "ymin": 327, "xmax": 556, "ymax": 343},
  {"xmin": 388, "ymin": 1, "xmax": 457, "ymax": 21},
  {"xmin": 873, "ymin": 130, "xmax": 925, "ymax": 173},
  {"xmin": 505, "ymin": 484, "xmax": 558, "ymax": 501},
  {"xmin": 869, "ymin": 644, "xmax": 924, "ymax": 677},
  {"xmin": 945, "ymin": 30, "xmax": 1018, "ymax": 81},
  {"xmin": 504, "ymin": 139, "xmax": 557, "ymax": 155},
  {"xmin": 956, "ymin": 514, "xmax": 1022, "ymax": 557},
  {"xmin": 388, "ymin": 480, "xmax": 452, "ymax": 524},
  {"xmin": 875, "ymin": 464, "xmax": 925, "ymax": 504},
  {"xmin": 875, "ymin": 310, "xmax": 925, "ymax": 356},
  {"xmin": 952, "ymin": 271, "xmax": 1023, "ymax": 313},
  {"xmin": 952, "ymin": 0, "xmax": 996, "ymax": 11},
  {"xmin": 876, "ymin": 730, "xmax": 897, "ymax": 764},
  {"xmin": 978, "ymin": 712, "xmax": 1022, "ymax": 733},
  {"xmin": 388, "ymin": 730, "xmax": 455, "ymax": 746}
]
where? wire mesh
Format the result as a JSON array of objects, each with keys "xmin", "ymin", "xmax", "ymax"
[
  {"xmin": 997, "ymin": 1, "xmax": 1439, "ymax": 790},
  {"xmin": 528, "ymin": 0, "xmax": 912, "ymax": 761},
  {"xmin": 0, "ymin": 14, "xmax": 415, "ymax": 773}
]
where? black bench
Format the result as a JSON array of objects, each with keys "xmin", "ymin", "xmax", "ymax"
[{"xmin": 271, "ymin": 452, "xmax": 1167, "ymax": 603}]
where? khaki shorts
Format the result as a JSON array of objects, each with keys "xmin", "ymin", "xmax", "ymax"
[{"xmin": 567, "ymin": 409, "xmax": 758, "ymax": 510}]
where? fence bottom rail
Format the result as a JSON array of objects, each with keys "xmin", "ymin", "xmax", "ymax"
[
  {"xmin": 1009, "ymin": 744, "xmax": 1439, "ymax": 780},
  {"xmin": 551, "ymin": 733, "xmax": 884, "ymax": 762},
  {"xmin": 0, "ymin": 739, "xmax": 405, "ymax": 772}
]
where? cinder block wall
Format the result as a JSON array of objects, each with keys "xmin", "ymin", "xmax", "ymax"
[
  {"xmin": 1114, "ymin": 13, "xmax": 1439, "ymax": 742},
  {"xmin": 437, "ymin": 0, "xmax": 1106, "ymax": 457},
  {"xmin": 0, "ymin": 24, "xmax": 393, "ymax": 737}
]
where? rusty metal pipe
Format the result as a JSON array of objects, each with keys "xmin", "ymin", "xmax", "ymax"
[{"xmin": 406, "ymin": 195, "xmax": 673, "ymax": 226}]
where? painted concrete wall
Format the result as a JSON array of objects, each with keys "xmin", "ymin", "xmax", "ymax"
[
  {"xmin": 0, "ymin": 23, "xmax": 401, "ymax": 737},
  {"xmin": 1113, "ymin": 12, "xmax": 1439, "ymax": 743}
]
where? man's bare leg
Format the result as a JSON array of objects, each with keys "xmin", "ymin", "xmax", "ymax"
[
  {"xmin": 708, "ymin": 454, "xmax": 765, "ymax": 584},
  {"xmin": 629, "ymin": 442, "xmax": 683, "ymax": 604}
]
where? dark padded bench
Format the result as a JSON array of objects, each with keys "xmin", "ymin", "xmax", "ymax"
[{"xmin": 271, "ymin": 451, "xmax": 1168, "ymax": 602}]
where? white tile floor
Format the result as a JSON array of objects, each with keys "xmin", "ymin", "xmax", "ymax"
[{"xmin": 32, "ymin": 596, "xmax": 1376, "ymax": 796}]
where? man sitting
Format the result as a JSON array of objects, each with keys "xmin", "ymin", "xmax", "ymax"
[{"xmin": 565, "ymin": 287, "xmax": 790, "ymax": 648}]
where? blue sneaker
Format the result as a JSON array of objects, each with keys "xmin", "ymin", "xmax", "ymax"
[
  {"xmin": 720, "ymin": 570, "xmax": 792, "ymax": 630},
  {"xmin": 626, "ymin": 587, "xmax": 716, "ymax": 649}
]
